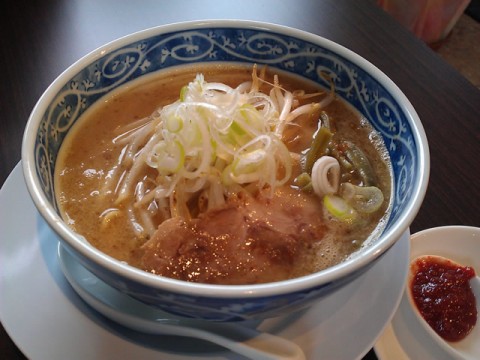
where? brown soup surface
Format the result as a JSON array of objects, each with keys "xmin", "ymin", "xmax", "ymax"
[{"xmin": 55, "ymin": 64, "xmax": 392, "ymax": 284}]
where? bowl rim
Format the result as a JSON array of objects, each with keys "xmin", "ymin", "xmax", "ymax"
[{"xmin": 21, "ymin": 19, "xmax": 430, "ymax": 298}]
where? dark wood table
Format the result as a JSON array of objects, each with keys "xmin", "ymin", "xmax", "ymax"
[{"xmin": 1, "ymin": 0, "xmax": 479, "ymax": 358}]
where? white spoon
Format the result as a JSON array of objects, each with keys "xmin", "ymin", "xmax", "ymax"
[
  {"xmin": 407, "ymin": 255, "xmax": 480, "ymax": 360},
  {"xmin": 58, "ymin": 246, "xmax": 305, "ymax": 360}
]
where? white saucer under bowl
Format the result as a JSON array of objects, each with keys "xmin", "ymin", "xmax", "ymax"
[{"xmin": 1, "ymin": 163, "xmax": 409, "ymax": 359}]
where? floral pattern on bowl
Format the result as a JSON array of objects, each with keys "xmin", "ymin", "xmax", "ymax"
[
  {"xmin": 25, "ymin": 20, "xmax": 428, "ymax": 320},
  {"xmin": 36, "ymin": 25, "xmax": 417, "ymax": 226}
]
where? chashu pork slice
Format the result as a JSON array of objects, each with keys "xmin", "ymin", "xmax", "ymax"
[{"xmin": 140, "ymin": 187, "xmax": 327, "ymax": 284}]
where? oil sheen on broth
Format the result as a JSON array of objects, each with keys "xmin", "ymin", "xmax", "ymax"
[{"xmin": 55, "ymin": 64, "xmax": 392, "ymax": 285}]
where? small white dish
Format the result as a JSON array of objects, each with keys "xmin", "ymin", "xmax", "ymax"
[
  {"xmin": 375, "ymin": 226, "xmax": 480, "ymax": 360},
  {"xmin": 407, "ymin": 254, "xmax": 480, "ymax": 360},
  {"xmin": 0, "ymin": 163, "xmax": 409, "ymax": 360}
]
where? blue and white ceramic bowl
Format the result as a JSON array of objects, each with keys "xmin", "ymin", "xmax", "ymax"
[{"xmin": 22, "ymin": 20, "xmax": 429, "ymax": 321}]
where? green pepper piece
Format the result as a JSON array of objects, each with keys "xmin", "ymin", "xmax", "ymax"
[
  {"xmin": 294, "ymin": 172, "xmax": 314, "ymax": 193},
  {"xmin": 343, "ymin": 141, "xmax": 375, "ymax": 186},
  {"xmin": 304, "ymin": 127, "xmax": 333, "ymax": 174}
]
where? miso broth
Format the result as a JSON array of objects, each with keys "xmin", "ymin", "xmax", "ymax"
[{"xmin": 55, "ymin": 64, "xmax": 392, "ymax": 284}]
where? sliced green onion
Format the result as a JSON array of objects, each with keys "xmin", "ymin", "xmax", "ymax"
[
  {"xmin": 221, "ymin": 164, "xmax": 235, "ymax": 186},
  {"xmin": 230, "ymin": 120, "xmax": 247, "ymax": 136},
  {"xmin": 226, "ymin": 120, "xmax": 250, "ymax": 148},
  {"xmin": 240, "ymin": 104, "xmax": 263, "ymax": 130},
  {"xmin": 178, "ymin": 117, "xmax": 202, "ymax": 150},
  {"xmin": 340, "ymin": 182, "xmax": 384, "ymax": 213},
  {"xmin": 323, "ymin": 194, "xmax": 357, "ymax": 222},
  {"xmin": 179, "ymin": 86, "xmax": 188, "ymax": 102},
  {"xmin": 165, "ymin": 114, "xmax": 183, "ymax": 133},
  {"xmin": 146, "ymin": 140, "xmax": 185, "ymax": 174},
  {"xmin": 232, "ymin": 148, "xmax": 267, "ymax": 175},
  {"xmin": 294, "ymin": 172, "xmax": 313, "ymax": 192},
  {"xmin": 143, "ymin": 73, "xmax": 296, "ymax": 201}
]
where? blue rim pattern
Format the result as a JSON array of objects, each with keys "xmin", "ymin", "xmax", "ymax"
[
  {"xmin": 35, "ymin": 27, "xmax": 415, "ymax": 228},
  {"xmin": 31, "ymin": 25, "xmax": 419, "ymax": 320}
]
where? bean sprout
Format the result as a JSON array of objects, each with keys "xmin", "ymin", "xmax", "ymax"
[{"xmin": 108, "ymin": 67, "xmax": 331, "ymax": 237}]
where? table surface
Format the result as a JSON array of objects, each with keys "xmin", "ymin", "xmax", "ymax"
[{"xmin": 1, "ymin": 0, "xmax": 479, "ymax": 359}]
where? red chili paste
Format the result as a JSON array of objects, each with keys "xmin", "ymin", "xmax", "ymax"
[{"xmin": 410, "ymin": 256, "xmax": 477, "ymax": 342}]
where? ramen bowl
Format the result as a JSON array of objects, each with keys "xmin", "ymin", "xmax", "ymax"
[{"xmin": 22, "ymin": 20, "xmax": 429, "ymax": 321}]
